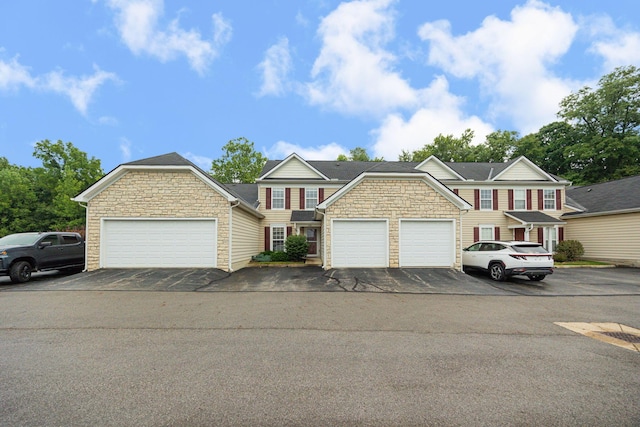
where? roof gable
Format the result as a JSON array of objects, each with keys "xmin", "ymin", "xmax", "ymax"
[
  {"xmin": 259, "ymin": 153, "xmax": 329, "ymax": 180},
  {"xmin": 491, "ymin": 156, "xmax": 558, "ymax": 182},
  {"xmin": 415, "ymin": 156, "xmax": 465, "ymax": 180}
]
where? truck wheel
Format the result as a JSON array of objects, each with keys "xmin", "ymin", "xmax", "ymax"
[
  {"xmin": 489, "ymin": 263, "xmax": 506, "ymax": 282},
  {"xmin": 10, "ymin": 261, "xmax": 32, "ymax": 283}
]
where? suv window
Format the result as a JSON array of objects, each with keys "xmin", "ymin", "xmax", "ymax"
[
  {"xmin": 481, "ymin": 243, "xmax": 505, "ymax": 251},
  {"xmin": 61, "ymin": 235, "xmax": 80, "ymax": 245},
  {"xmin": 40, "ymin": 235, "xmax": 59, "ymax": 246},
  {"xmin": 512, "ymin": 244, "xmax": 548, "ymax": 253}
]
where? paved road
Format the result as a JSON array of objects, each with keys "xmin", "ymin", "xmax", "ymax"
[{"xmin": 1, "ymin": 283, "xmax": 639, "ymax": 425}]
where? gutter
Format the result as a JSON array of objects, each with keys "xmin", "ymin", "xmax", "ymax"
[{"xmin": 228, "ymin": 200, "xmax": 241, "ymax": 272}]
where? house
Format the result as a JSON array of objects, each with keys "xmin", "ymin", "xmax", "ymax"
[
  {"xmin": 562, "ymin": 175, "xmax": 640, "ymax": 267},
  {"xmin": 73, "ymin": 152, "xmax": 572, "ymax": 272}
]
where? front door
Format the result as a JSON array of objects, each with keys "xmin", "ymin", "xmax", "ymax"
[
  {"xmin": 305, "ymin": 228, "xmax": 319, "ymax": 256},
  {"xmin": 514, "ymin": 228, "xmax": 525, "ymax": 241}
]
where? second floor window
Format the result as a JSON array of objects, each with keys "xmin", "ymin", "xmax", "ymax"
[
  {"xmin": 514, "ymin": 189, "xmax": 526, "ymax": 210},
  {"xmin": 305, "ymin": 188, "xmax": 318, "ymax": 210},
  {"xmin": 543, "ymin": 189, "xmax": 556, "ymax": 210},
  {"xmin": 480, "ymin": 189, "xmax": 493, "ymax": 210},
  {"xmin": 272, "ymin": 188, "xmax": 285, "ymax": 209}
]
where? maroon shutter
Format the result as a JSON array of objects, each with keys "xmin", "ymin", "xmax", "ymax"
[
  {"xmin": 508, "ymin": 189, "xmax": 514, "ymax": 210},
  {"xmin": 473, "ymin": 227, "xmax": 479, "ymax": 242},
  {"xmin": 537, "ymin": 228, "xmax": 544, "ymax": 244},
  {"xmin": 526, "ymin": 189, "xmax": 532, "ymax": 210},
  {"xmin": 264, "ymin": 227, "xmax": 270, "ymax": 251},
  {"xmin": 286, "ymin": 226, "xmax": 292, "ymax": 237},
  {"xmin": 493, "ymin": 189, "xmax": 498, "ymax": 210},
  {"xmin": 474, "ymin": 189, "xmax": 480, "ymax": 210},
  {"xmin": 266, "ymin": 188, "xmax": 272, "ymax": 210},
  {"xmin": 559, "ymin": 227, "xmax": 564, "ymax": 242},
  {"xmin": 556, "ymin": 189, "xmax": 562, "ymax": 210},
  {"xmin": 453, "ymin": 188, "xmax": 459, "ymax": 195},
  {"xmin": 538, "ymin": 190, "xmax": 544, "ymax": 210},
  {"xmin": 285, "ymin": 188, "xmax": 291, "ymax": 210},
  {"xmin": 300, "ymin": 188, "xmax": 305, "ymax": 209},
  {"xmin": 319, "ymin": 188, "xmax": 325, "ymax": 203},
  {"xmin": 494, "ymin": 227, "xmax": 500, "ymax": 240}
]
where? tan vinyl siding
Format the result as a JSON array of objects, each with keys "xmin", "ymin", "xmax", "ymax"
[
  {"xmin": 497, "ymin": 162, "xmax": 548, "ymax": 180},
  {"xmin": 415, "ymin": 161, "xmax": 460, "ymax": 180},
  {"xmin": 565, "ymin": 212, "xmax": 640, "ymax": 266},
  {"xmin": 231, "ymin": 207, "xmax": 261, "ymax": 271},
  {"xmin": 268, "ymin": 157, "xmax": 323, "ymax": 179}
]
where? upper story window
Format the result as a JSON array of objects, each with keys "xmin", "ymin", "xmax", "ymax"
[
  {"xmin": 480, "ymin": 189, "xmax": 493, "ymax": 210},
  {"xmin": 305, "ymin": 188, "xmax": 318, "ymax": 210},
  {"xmin": 514, "ymin": 189, "xmax": 526, "ymax": 210},
  {"xmin": 272, "ymin": 188, "xmax": 285, "ymax": 209},
  {"xmin": 543, "ymin": 189, "xmax": 556, "ymax": 210}
]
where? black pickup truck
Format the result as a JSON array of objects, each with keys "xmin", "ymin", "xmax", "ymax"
[{"xmin": 0, "ymin": 232, "xmax": 85, "ymax": 283}]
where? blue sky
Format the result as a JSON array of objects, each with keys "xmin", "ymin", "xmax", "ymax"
[{"xmin": 1, "ymin": 0, "xmax": 639, "ymax": 172}]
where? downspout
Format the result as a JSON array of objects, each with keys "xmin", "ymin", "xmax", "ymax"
[
  {"xmin": 459, "ymin": 209, "xmax": 468, "ymax": 272},
  {"xmin": 76, "ymin": 201, "xmax": 89, "ymax": 272},
  {"xmin": 228, "ymin": 200, "xmax": 241, "ymax": 272},
  {"xmin": 315, "ymin": 208, "xmax": 326, "ymax": 269}
]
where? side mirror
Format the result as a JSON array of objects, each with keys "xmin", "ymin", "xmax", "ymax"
[{"xmin": 39, "ymin": 241, "xmax": 53, "ymax": 248}]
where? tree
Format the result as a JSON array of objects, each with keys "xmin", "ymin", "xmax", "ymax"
[
  {"xmin": 211, "ymin": 137, "xmax": 267, "ymax": 183},
  {"xmin": 473, "ymin": 130, "xmax": 519, "ymax": 163},
  {"xmin": 337, "ymin": 147, "xmax": 383, "ymax": 161},
  {"xmin": 400, "ymin": 129, "xmax": 476, "ymax": 162}
]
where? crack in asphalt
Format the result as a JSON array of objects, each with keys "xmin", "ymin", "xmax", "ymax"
[{"xmin": 322, "ymin": 270, "xmax": 347, "ymax": 291}]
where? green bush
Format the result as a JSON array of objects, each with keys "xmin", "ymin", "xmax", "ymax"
[
  {"xmin": 553, "ymin": 252, "xmax": 568, "ymax": 263},
  {"xmin": 555, "ymin": 240, "xmax": 584, "ymax": 261},
  {"xmin": 285, "ymin": 235, "xmax": 309, "ymax": 261},
  {"xmin": 270, "ymin": 251, "xmax": 290, "ymax": 262}
]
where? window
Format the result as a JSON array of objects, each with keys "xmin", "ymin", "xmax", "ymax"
[
  {"xmin": 543, "ymin": 227, "xmax": 558, "ymax": 252},
  {"xmin": 514, "ymin": 189, "xmax": 526, "ymax": 210},
  {"xmin": 62, "ymin": 235, "xmax": 80, "ymax": 245},
  {"xmin": 480, "ymin": 189, "xmax": 493, "ymax": 210},
  {"xmin": 543, "ymin": 189, "xmax": 556, "ymax": 210},
  {"xmin": 480, "ymin": 225, "xmax": 494, "ymax": 240},
  {"xmin": 271, "ymin": 226, "xmax": 285, "ymax": 252},
  {"xmin": 272, "ymin": 188, "xmax": 285, "ymax": 209},
  {"xmin": 305, "ymin": 188, "xmax": 318, "ymax": 210}
]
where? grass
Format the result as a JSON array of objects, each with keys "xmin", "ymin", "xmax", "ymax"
[{"xmin": 555, "ymin": 260, "xmax": 612, "ymax": 266}]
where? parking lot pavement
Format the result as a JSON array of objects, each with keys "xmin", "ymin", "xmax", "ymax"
[{"xmin": 1, "ymin": 266, "xmax": 638, "ymax": 295}]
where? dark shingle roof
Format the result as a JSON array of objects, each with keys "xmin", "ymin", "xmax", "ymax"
[
  {"xmin": 505, "ymin": 211, "xmax": 565, "ymax": 225},
  {"xmin": 446, "ymin": 160, "xmax": 514, "ymax": 181},
  {"xmin": 124, "ymin": 152, "xmax": 194, "ymax": 167},
  {"xmin": 290, "ymin": 211, "xmax": 319, "ymax": 222},
  {"xmin": 222, "ymin": 183, "xmax": 259, "ymax": 207},
  {"xmin": 565, "ymin": 175, "xmax": 640, "ymax": 215}
]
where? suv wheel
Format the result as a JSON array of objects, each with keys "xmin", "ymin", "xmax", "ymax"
[
  {"xmin": 10, "ymin": 261, "xmax": 32, "ymax": 283},
  {"xmin": 489, "ymin": 263, "xmax": 506, "ymax": 282},
  {"xmin": 529, "ymin": 275, "xmax": 546, "ymax": 281}
]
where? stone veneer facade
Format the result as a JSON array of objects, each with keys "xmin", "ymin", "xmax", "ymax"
[
  {"xmin": 86, "ymin": 170, "xmax": 230, "ymax": 271},
  {"xmin": 324, "ymin": 178, "xmax": 462, "ymax": 269}
]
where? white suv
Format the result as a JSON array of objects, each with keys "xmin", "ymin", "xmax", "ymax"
[{"xmin": 462, "ymin": 241, "xmax": 554, "ymax": 282}]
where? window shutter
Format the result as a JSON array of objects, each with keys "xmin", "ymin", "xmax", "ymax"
[
  {"xmin": 453, "ymin": 188, "xmax": 459, "ymax": 195},
  {"xmin": 538, "ymin": 190, "xmax": 544, "ymax": 210},
  {"xmin": 526, "ymin": 189, "xmax": 532, "ymax": 210},
  {"xmin": 300, "ymin": 188, "xmax": 305, "ymax": 210},
  {"xmin": 537, "ymin": 228, "xmax": 544, "ymax": 244},
  {"xmin": 287, "ymin": 226, "xmax": 293, "ymax": 237},
  {"xmin": 473, "ymin": 227, "xmax": 479, "ymax": 242},
  {"xmin": 264, "ymin": 227, "xmax": 270, "ymax": 251},
  {"xmin": 559, "ymin": 227, "xmax": 564, "ymax": 242},
  {"xmin": 266, "ymin": 188, "xmax": 272, "ymax": 210},
  {"xmin": 508, "ymin": 189, "xmax": 514, "ymax": 210},
  {"xmin": 285, "ymin": 188, "xmax": 291, "ymax": 210},
  {"xmin": 494, "ymin": 227, "xmax": 500, "ymax": 241},
  {"xmin": 556, "ymin": 189, "xmax": 562, "ymax": 210},
  {"xmin": 474, "ymin": 189, "xmax": 480, "ymax": 210},
  {"xmin": 319, "ymin": 188, "xmax": 325, "ymax": 203},
  {"xmin": 493, "ymin": 189, "xmax": 499, "ymax": 210}
]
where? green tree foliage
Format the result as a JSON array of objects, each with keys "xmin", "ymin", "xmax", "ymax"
[
  {"xmin": 472, "ymin": 130, "xmax": 518, "ymax": 163},
  {"xmin": 285, "ymin": 234, "xmax": 309, "ymax": 261},
  {"xmin": 337, "ymin": 147, "xmax": 383, "ymax": 161},
  {"xmin": 211, "ymin": 137, "xmax": 267, "ymax": 183},
  {"xmin": 400, "ymin": 129, "xmax": 476, "ymax": 162}
]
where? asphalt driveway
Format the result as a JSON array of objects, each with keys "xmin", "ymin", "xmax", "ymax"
[{"xmin": 1, "ymin": 266, "xmax": 638, "ymax": 295}]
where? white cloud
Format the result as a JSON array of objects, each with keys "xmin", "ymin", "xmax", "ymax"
[
  {"xmin": 119, "ymin": 137, "xmax": 132, "ymax": 161},
  {"xmin": 265, "ymin": 140, "xmax": 348, "ymax": 160},
  {"xmin": 372, "ymin": 76, "xmax": 494, "ymax": 160},
  {"xmin": 257, "ymin": 37, "xmax": 292, "ymax": 97},
  {"xmin": 418, "ymin": 0, "xmax": 580, "ymax": 134},
  {"xmin": 304, "ymin": 0, "xmax": 417, "ymax": 117},
  {"xmin": 106, "ymin": 0, "xmax": 231, "ymax": 75},
  {"xmin": 0, "ymin": 56, "xmax": 117, "ymax": 115},
  {"xmin": 98, "ymin": 116, "xmax": 119, "ymax": 126},
  {"xmin": 183, "ymin": 152, "xmax": 213, "ymax": 170},
  {"xmin": 583, "ymin": 15, "xmax": 640, "ymax": 70}
]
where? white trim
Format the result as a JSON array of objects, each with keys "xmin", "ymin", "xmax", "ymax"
[
  {"xmin": 479, "ymin": 224, "xmax": 495, "ymax": 240},
  {"xmin": 562, "ymin": 207, "xmax": 640, "ymax": 219},
  {"xmin": 271, "ymin": 187, "xmax": 286, "ymax": 210},
  {"xmin": 512, "ymin": 188, "xmax": 527, "ymax": 211},
  {"xmin": 331, "ymin": 218, "xmax": 389, "ymax": 268},
  {"xmin": 258, "ymin": 153, "xmax": 330, "ymax": 181},
  {"xmin": 270, "ymin": 223, "xmax": 286, "ymax": 252},
  {"xmin": 492, "ymin": 156, "xmax": 560, "ymax": 182},
  {"xmin": 414, "ymin": 155, "xmax": 466, "ymax": 180},
  {"xmin": 398, "ymin": 219, "xmax": 456, "ymax": 267},
  {"xmin": 479, "ymin": 188, "xmax": 493, "ymax": 211}
]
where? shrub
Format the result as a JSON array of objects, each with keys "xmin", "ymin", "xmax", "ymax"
[
  {"xmin": 553, "ymin": 252, "xmax": 568, "ymax": 263},
  {"xmin": 270, "ymin": 251, "xmax": 290, "ymax": 262},
  {"xmin": 555, "ymin": 240, "xmax": 584, "ymax": 262},
  {"xmin": 285, "ymin": 235, "xmax": 309, "ymax": 261}
]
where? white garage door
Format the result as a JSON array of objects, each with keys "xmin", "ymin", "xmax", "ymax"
[
  {"xmin": 400, "ymin": 220, "xmax": 454, "ymax": 267},
  {"xmin": 332, "ymin": 220, "xmax": 388, "ymax": 268},
  {"xmin": 102, "ymin": 219, "xmax": 217, "ymax": 268}
]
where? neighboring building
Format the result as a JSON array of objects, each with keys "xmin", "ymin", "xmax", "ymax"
[
  {"xmin": 563, "ymin": 175, "xmax": 640, "ymax": 267},
  {"xmin": 74, "ymin": 152, "xmax": 572, "ymax": 272}
]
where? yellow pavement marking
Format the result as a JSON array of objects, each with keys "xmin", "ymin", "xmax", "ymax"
[{"xmin": 554, "ymin": 322, "xmax": 640, "ymax": 352}]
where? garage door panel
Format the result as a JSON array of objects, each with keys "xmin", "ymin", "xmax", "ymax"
[
  {"xmin": 332, "ymin": 220, "xmax": 387, "ymax": 268},
  {"xmin": 400, "ymin": 220, "xmax": 454, "ymax": 267},
  {"xmin": 102, "ymin": 219, "xmax": 217, "ymax": 268}
]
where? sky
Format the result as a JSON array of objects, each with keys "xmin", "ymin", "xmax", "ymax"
[{"xmin": 1, "ymin": 0, "xmax": 640, "ymax": 173}]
